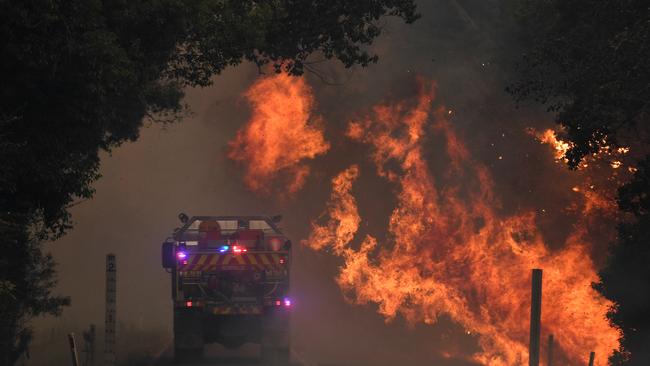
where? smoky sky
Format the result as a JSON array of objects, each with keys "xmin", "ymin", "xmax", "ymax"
[{"xmin": 31, "ymin": 1, "xmax": 610, "ymax": 365}]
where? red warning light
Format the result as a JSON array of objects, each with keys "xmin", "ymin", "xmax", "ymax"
[
  {"xmin": 275, "ymin": 300, "xmax": 281, "ymax": 306},
  {"xmin": 232, "ymin": 245, "xmax": 248, "ymax": 254},
  {"xmin": 186, "ymin": 301, "xmax": 193, "ymax": 307}
]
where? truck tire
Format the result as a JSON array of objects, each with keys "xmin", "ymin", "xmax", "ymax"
[
  {"xmin": 261, "ymin": 345, "xmax": 290, "ymax": 365},
  {"xmin": 174, "ymin": 308, "xmax": 204, "ymax": 363},
  {"xmin": 261, "ymin": 309, "xmax": 290, "ymax": 365},
  {"xmin": 174, "ymin": 347, "xmax": 204, "ymax": 363}
]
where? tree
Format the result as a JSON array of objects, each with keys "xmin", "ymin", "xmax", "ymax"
[
  {"xmin": 509, "ymin": 0, "xmax": 649, "ymax": 167},
  {"xmin": 0, "ymin": 214, "xmax": 69, "ymax": 365},
  {"xmin": 510, "ymin": 1, "xmax": 650, "ymax": 365},
  {"xmin": 594, "ymin": 158, "xmax": 650, "ymax": 365},
  {"xmin": 0, "ymin": 1, "xmax": 419, "ymax": 364}
]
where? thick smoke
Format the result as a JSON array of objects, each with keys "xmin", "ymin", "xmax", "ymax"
[{"xmin": 31, "ymin": 1, "xmax": 620, "ymax": 365}]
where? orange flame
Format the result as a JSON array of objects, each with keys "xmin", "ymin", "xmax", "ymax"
[
  {"xmin": 228, "ymin": 73, "xmax": 330, "ymax": 195},
  {"xmin": 530, "ymin": 128, "xmax": 632, "ymax": 173},
  {"xmin": 529, "ymin": 128, "xmax": 574, "ymax": 164},
  {"xmin": 304, "ymin": 80, "xmax": 619, "ymax": 365},
  {"xmin": 529, "ymin": 127, "xmax": 632, "ymax": 221}
]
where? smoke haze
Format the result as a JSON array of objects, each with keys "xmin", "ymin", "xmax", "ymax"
[{"xmin": 30, "ymin": 1, "xmax": 619, "ymax": 365}]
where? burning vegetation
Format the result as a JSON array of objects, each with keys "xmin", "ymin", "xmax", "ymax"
[
  {"xmin": 228, "ymin": 73, "xmax": 330, "ymax": 195},
  {"xmin": 232, "ymin": 76, "xmax": 622, "ymax": 365},
  {"xmin": 529, "ymin": 127, "xmax": 633, "ymax": 173},
  {"xmin": 528, "ymin": 127, "xmax": 635, "ymax": 224}
]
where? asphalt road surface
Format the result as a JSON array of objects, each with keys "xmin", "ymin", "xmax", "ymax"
[{"xmin": 151, "ymin": 342, "xmax": 317, "ymax": 366}]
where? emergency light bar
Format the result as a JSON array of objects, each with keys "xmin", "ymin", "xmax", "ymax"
[{"xmin": 218, "ymin": 245, "xmax": 248, "ymax": 254}]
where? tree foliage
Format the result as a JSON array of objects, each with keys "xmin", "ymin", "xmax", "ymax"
[
  {"xmin": 509, "ymin": 0, "xmax": 650, "ymax": 167},
  {"xmin": 594, "ymin": 158, "xmax": 650, "ymax": 365},
  {"xmin": 511, "ymin": 1, "xmax": 650, "ymax": 365},
  {"xmin": 0, "ymin": 0, "xmax": 418, "ymax": 364},
  {"xmin": 0, "ymin": 214, "xmax": 70, "ymax": 365}
]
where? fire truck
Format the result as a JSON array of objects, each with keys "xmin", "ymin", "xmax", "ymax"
[{"xmin": 161, "ymin": 214, "xmax": 291, "ymax": 364}]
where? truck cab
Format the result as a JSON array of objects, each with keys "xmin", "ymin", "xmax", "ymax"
[{"xmin": 162, "ymin": 215, "xmax": 291, "ymax": 364}]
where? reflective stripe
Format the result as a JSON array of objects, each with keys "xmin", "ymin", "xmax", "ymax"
[
  {"xmin": 259, "ymin": 254, "xmax": 271, "ymax": 266},
  {"xmin": 179, "ymin": 253, "xmax": 286, "ymax": 271},
  {"xmin": 196, "ymin": 254, "xmax": 209, "ymax": 270},
  {"xmin": 222, "ymin": 254, "xmax": 233, "ymax": 265},
  {"xmin": 209, "ymin": 254, "xmax": 220, "ymax": 267}
]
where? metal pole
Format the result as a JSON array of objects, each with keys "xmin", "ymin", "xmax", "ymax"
[
  {"xmin": 529, "ymin": 269, "xmax": 543, "ymax": 366},
  {"xmin": 105, "ymin": 254, "xmax": 117, "ymax": 366},
  {"xmin": 68, "ymin": 333, "xmax": 79, "ymax": 366},
  {"xmin": 588, "ymin": 351, "xmax": 595, "ymax": 366},
  {"xmin": 547, "ymin": 334, "xmax": 554, "ymax": 366}
]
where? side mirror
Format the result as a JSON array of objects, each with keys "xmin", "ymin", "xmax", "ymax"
[
  {"xmin": 178, "ymin": 213, "xmax": 189, "ymax": 224},
  {"xmin": 161, "ymin": 242, "xmax": 175, "ymax": 269},
  {"xmin": 271, "ymin": 215, "xmax": 283, "ymax": 223}
]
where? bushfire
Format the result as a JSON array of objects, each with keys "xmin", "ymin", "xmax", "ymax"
[
  {"xmin": 529, "ymin": 127, "xmax": 632, "ymax": 172},
  {"xmin": 230, "ymin": 75, "xmax": 621, "ymax": 365},
  {"xmin": 228, "ymin": 73, "xmax": 330, "ymax": 196}
]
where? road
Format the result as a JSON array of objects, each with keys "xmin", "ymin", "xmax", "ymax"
[{"xmin": 151, "ymin": 342, "xmax": 317, "ymax": 366}]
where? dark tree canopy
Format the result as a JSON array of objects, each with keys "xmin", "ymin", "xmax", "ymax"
[
  {"xmin": 594, "ymin": 158, "xmax": 650, "ymax": 365},
  {"xmin": 512, "ymin": 1, "xmax": 650, "ymax": 365},
  {"xmin": 171, "ymin": 0, "xmax": 420, "ymax": 84},
  {"xmin": 0, "ymin": 1, "xmax": 418, "ymax": 364},
  {"xmin": 509, "ymin": 0, "xmax": 650, "ymax": 168},
  {"xmin": 0, "ymin": 0, "xmax": 419, "ymax": 238}
]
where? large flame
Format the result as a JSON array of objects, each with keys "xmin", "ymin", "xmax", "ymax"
[
  {"xmin": 228, "ymin": 73, "xmax": 330, "ymax": 195},
  {"xmin": 304, "ymin": 80, "xmax": 620, "ymax": 365}
]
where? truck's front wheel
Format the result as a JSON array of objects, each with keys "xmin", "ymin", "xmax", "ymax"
[{"xmin": 174, "ymin": 308, "xmax": 204, "ymax": 363}]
